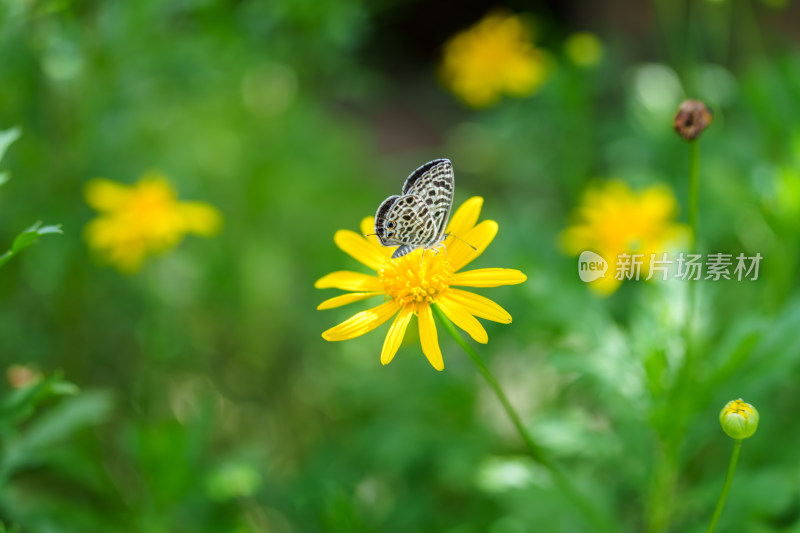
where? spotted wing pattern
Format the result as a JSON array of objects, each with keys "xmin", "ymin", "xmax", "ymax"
[
  {"xmin": 401, "ymin": 159, "xmax": 454, "ymax": 243},
  {"xmin": 375, "ymin": 194, "xmax": 439, "ymax": 258},
  {"xmin": 374, "ymin": 159, "xmax": 455, "ymax": 259}
]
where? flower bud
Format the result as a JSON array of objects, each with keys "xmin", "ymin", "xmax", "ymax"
[
  {"xmin": 674, "ymin": 99, "xmax": 713, "ymax": 141},
  {"xmin": 719, "ymin": 399, "xmax": 759, "ymax": 440},
  {"xmin": 7, "ymin": 364, "xmax": 41, "ymax": 388}
]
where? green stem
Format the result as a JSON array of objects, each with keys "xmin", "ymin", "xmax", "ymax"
[
  {"xmin": 432, "ymin": 304, "xmax": 615, "ymax": 532},
  {"xmin": 688, "ymin": 140, "xmax": 700, "ymax": 252},
  {"xmin": 706, "ymin": 440, "xmax": 743, "ymax": 533},
  {"xmin": 646, "ymin": 443, "xmax": 679, "ymax": 533},
  {"xmin": 649, "ymin": 138, "xmax": 702, "ymax": 532},
  {"xmin": 686, "ymin": 138, "xmax": 700, "ymax": 342}
]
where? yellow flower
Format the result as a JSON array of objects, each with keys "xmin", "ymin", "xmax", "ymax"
[
  {"xmin": 560, "ymin": 180, "xmax": 688, "ymax": 295},
  {"xmin": 719, "ymin": 399, "xmax": 759, "ymax": 440},
  {"xmin": 84, "ymin": 171, "xmax": 222, "ymax": 272},
  {"xmin": 440, "ymin": 11, "xmax": 549, "ymax": 108},
  {"xmin": 316, "ymin": 197, "xmax": 527, "ymax": 371}
]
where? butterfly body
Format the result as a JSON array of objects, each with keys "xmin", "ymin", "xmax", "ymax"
[{"xmin": 374, "ymin": 159, "xmax": 455, "ymax": 259}]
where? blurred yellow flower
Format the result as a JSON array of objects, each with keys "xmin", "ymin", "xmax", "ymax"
[
  {"xmin": 316, "ymin": 197, "xmax": 526, "ymax": 371},
  {"xmin": 564, "ymin": 32, "xmax": 604, "ymax": 67},
  {"xmin": 440, "ymin": 11, "xmax": 549, "ymax": 108},
  {"xmin": 84, "ymin": 171, "xmax": 221, "ymax": 272},
  {"xmin": 560, "ymin": 180, "xmax": 688, "ymax": 295}
]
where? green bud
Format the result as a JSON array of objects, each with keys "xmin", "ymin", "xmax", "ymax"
[{"xmin": 719, "ymin": 399, "xmax": 759, "ymax": 440}]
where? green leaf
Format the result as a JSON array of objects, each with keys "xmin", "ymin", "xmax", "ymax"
[
  {"xmin": 0, "ymin": 221, "xmax": 63, "ymax": 268},
  {"xmin": 0, "ymin": 390, "xmax": 113, "ymax": 478},
  {"xmin": 0, "ymin": 127, "xmax": 21, "ymax": 165},
  {"xmin": 18, "ymin": 390, "xmax": 113, "ymax": 450},
  {"xmin": 0, "ymin": 171, "xmax": 8, "ymax": 187},
  {"xmin": 0, "ymin": 373, "xmax": 79, "ymax": 428},
  {"xmin": 10, "ymin": 226, "xmax": 41, "ymax": 254}
]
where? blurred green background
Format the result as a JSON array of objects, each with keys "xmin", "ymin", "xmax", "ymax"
[{"xmin": 2, "ymin": 0, "xmax": 800, "ymax": 531}]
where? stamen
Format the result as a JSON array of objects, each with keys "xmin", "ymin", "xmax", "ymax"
[{"xmin": 378, "ymin": 249, "xmax": 454, "ymax": 306}]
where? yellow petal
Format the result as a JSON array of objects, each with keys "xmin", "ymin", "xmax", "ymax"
[
  {"xmin": 134, "ymin": 173, "xmax": 177, "ymax": 204},
  {"xmin": 322, "ymin": 300, "xmax": 400, "ymax": 341},
  {"xmin": 84, "ymin": 179, "xmax": 132, "ymax": 211},
  {"xmin": 179, "ymin": 202, "xmax": 223, "ymax": 236},
  {"xmin": 640, "ymin": 185, "xmax": 677, "ymax": 220},
  {"xmin": 317, "ymin": 292, "xmax": 382, "ymax": 310},
  {"xmin": 451, "ymin": 268, "xmax": 527, "ymax": 287},
  {"xmin": 445, "ymin": 196, "xmax": 483, "ymax": 246},
  {"xmin": 559, "ymin": 226, "xmax": 587, "ymax": 256},
  {"xmin": 381, "ymin": 305, "xmax": 414, "ymax": 365},
  {"xmin": 315, "ymin": 271, "xmax": 383, "ymax": 291},
  {"xmin": 418, "ymin": 304, "xmax": 444, "ymax": 371},
  {"xmin": 448, "ymin": 220, "xmax": 498, "ymax": 271},
  {"xmin": 585, "ymin": 273, "xmax": 621, "ymax": 296},
  {"xmin": 139, "ymin": 169, "xmax": 172, "ymax": 184},
  {"xmin": 360, "ymin": 217, "xmax": 374, "ymax": 239},
  {"xmin": 445, "ymin": 288, "xmax": 512, "ymax": 324},
  {"xmin": 360, "ymin": 217, "xmax": 393, "ymax": 257},
  {"xmin": 334, "ymin": 230, "xmax": 388, "ymax": 271},
  {"xmin": 435, "ymin": 298, "xmax": 488, "ymax": 344}
]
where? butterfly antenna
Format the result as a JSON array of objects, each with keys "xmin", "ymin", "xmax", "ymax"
[
  {"xmin": 447, "ymin": 233, "xmax": 478, "ymax": 251},
  {"xmin": 363, "ymin": 233, "xmax": 378, "ymax": 237}
]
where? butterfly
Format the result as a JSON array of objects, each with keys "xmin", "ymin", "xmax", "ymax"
[{"xmin": 374, "ymin": 158, "xmax": 455, "ymax": 259}]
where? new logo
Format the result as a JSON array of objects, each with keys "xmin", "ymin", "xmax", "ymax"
[{"xmin": 578, "ymin": 251, "xmax": 608, "ymax": 282}]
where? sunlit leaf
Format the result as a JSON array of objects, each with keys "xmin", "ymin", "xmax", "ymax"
[{"xmin": 0, "ymin": 127, "xmax": 21, "ymax": 166}]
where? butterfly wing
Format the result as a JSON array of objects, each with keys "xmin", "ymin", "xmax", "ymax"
[
  {"xmin": 374, "ymin": 194, "xmax": 438, "ymax": 255},
  {"xmin": 374, "ymin": 195, "xmax": 400, "ymax": 245},
  {"xmin": 401, "ymin": 158, "xmax": 454, "ymax": 242}
]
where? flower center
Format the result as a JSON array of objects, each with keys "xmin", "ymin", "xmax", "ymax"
[
  {"xmin": 128, "ymin": 185, "xmax": 175, "ymax": 220},
  {"xmin": 378, "ymin": 250, "xmax": 454, "ymax": 306}
]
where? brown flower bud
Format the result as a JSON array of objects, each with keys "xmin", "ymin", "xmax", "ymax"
[
  {"xmin": 7, "ymin": 364, "xmax": 41, "ymax": 388},
  {"xmin": 674, "ymin": 100, "xmax": 713, "ymax": 141}
]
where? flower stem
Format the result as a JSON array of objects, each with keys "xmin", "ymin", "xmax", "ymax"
[
  {"xmin": 688, "ymin": 140, "xmax": 700, "ymax": 252},
  {"xmin": 647, "ymin": 137, "xmax": 702, "ymax": 532},
  {"xmin": 432, "ymin": 304, "xmax": 615, "ymax": 532},
  {"xmin": 686, "ymin": 137, "xmax": 700, "ymax": 339},
  {"xmin": 706, "ymin": 440, "xmax": 742, "ymax": 533}
]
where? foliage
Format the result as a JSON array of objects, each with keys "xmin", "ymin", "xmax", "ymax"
[
  {"xmin": 2, "ymin": 0, "xmax": 800, "ymax": 532},
  {"xmin": 0, "ymin": 128, "xmax": 61, "ymax": 269}
]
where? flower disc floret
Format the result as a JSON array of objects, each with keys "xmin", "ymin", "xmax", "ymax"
[{"xmin": 379, "ymin": 252, "xmax": 454, "ymax": 306}]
